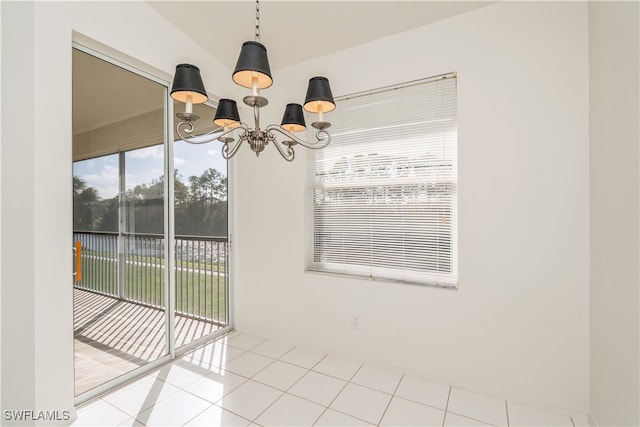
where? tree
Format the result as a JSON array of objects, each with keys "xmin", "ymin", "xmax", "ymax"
[
  {"xmin": 98, "ymin": 197, "xmax": 119, "ymax": 232},
  {"xmin": 178, "ymin": 168, "xmax": 227, "ymax": 236},
  {"xmin": 125, "ymin": 176, "xmax": 165, "ymax": 234},
  {"xmin": 73, "ymin": 176, "xmax": 100, "ymax": 231},
  {"xmin": 174, "ymin": 170, "xmax": 189, "ymax": 206},
  {"xmin": 74, "ymin": 167, "xmax": 228, "ymax": 237}
]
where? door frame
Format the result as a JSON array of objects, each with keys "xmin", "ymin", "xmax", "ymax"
[{"xmin": 72, "ymin": 41, "xmax": 234, "ymax": 406}]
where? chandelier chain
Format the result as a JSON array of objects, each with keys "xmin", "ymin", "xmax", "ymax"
[{"xmin": 255, "ymin": 0, "xmax": 260, "ymax": 42}]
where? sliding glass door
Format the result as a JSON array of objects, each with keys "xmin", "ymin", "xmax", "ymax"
[
  {"xmin": 72, "ymin": 47, "xmax": 230, "ymax": 400},
  {"xmin": 72, "ymin": 48, "xmax": 169, "ymax": 396}
]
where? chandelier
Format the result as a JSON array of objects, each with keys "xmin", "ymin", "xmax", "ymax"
[{"xmin": 170, "ymin": 0, "xmax": 335, "ymax": 162}]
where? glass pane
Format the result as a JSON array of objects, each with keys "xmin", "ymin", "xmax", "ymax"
[
  {"xmin": 173, "ymin": 102, "xmax": 229, "ymax": 350},
  {"xmin": 123, "ymin": 144, "xmax": 166, "ymax": 308},
  {"xmin": 72, "ymin": 48, "xmax": 168, "ymax": 396},
  {"xmin": 73, "ymin": 154, "xmax": 119, "ymax": 232},
  {"xmin": 73, "ymin": 154, "xmax": 119, "ymax": 297}
]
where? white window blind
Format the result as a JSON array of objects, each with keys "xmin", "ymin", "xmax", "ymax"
[{"xmin": 305, "ymin": 74, "xmax": 458, "ymax": 287}]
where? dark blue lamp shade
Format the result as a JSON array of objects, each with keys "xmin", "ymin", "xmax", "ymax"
[
  {"xmin": 281, "ymin": 103, "xmax": 306, "ymax": 133},
  {"xmin": 303, "ymin": 76, "xmax": 335, "ymax": 114},
  {"xmin": 232, "ymin": 41, "xmax": 273, "ymax": 90},
  {"xmin": 170, "ymin": 64, "xmax": 208, "ymax": 104},
  {"xmin": 213, "ymin": 99, "xmax": 241, "ymax": 128}
]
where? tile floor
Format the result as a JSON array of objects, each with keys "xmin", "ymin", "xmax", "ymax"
[{"xmin": 73, "ymin": 330, "xmax": 589, "ymax": 426}]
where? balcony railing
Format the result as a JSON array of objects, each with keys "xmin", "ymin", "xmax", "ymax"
[{"xmin": 73, "ymin": 231, "xmax": 228, "ymax": 325}]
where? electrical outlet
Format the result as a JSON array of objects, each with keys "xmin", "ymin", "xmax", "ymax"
[{"xmin": 351, "ymin": 316, "xmax": 359, "ymax": 330}]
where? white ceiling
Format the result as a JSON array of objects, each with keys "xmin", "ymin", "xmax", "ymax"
[
  {"xmin": 148, "ymin": 1, "xmax": 496, "ymax": 71},
  {"xmin": 74, "ymin": 1, "xmax": 495, "ymax": 137}
]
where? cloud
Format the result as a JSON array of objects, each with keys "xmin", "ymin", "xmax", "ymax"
[
  {"xmin": 81, "ymin": 163, "xmax": 119, "ymax": 198},
  {"xmin": 75, "ymin": 142, "xmax": 227, "ymax": 200},
  {"xmin": 124, "ymin": 167, "xmax": 164, "ymax": 190},
  {"xmin": 128, "ymin": 145, "xmax": 163, "ymax": 159}
]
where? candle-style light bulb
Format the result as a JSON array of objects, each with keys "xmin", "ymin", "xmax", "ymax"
[
  {"xmin": 316, "ymin": 102, "xmax": 324, "ymax": 123},
  {"xmin": 185, "ymin": 94, "xmax": 193, "ymax": 114},
  {"xmin": 251, "ymin": 74, "xmax": 259, "ymax": 97}
]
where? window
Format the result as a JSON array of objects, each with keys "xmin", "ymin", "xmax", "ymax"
[{"xmin": 305, "ymin": 74, "xmax": 458, "ymax": 287}]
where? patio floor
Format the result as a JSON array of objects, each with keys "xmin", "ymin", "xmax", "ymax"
[{"xmin": 74, "ymin": 288, "xmax": 223, "ymax": 395}]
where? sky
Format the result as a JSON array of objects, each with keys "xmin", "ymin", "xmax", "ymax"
[{"xmin": 73, "ymin": 141, "xmax": 227, "ymax": 199}]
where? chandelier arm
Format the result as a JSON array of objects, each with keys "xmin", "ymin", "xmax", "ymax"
[
  {"xmin": 265, "ymin": 129, "xmax": 295, "ymax": 162},
  {"xmin": 265, "ymin": 125, "xmax": 332, "ymax": 150},
  {"xmin": 221, "ymin": 137, "xmax": 244, "ymax": 160},
  {"xmin": 220, "ymin": 126, "xmax": 251, "ymax": 159},
  {"xmin": 176, "ymin": 121, "xmax": 221, "ymax": 144},
  {"xmin": 217, "ymin": 122, "xmax": 250, "ymax": 140},
  {"xmin": 176, "ymin": 121, "xmax": 207, "ymax": 144},
  {"xmin": 176, "ymin": 120, "xmax": 251, "ymax": 145}
]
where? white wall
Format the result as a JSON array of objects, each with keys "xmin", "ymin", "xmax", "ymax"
[
  {"xmin": 0, "ymin": 0, "xmax": 3, "ymax": 413},
  {"xmin": 589, "ymin": 2, "xmax": 640, "ymax": 426},
  {"xmin": 1, "ymin": 1, "xmax": 37, "ymax": 416},
  {"xmin": 233, "ymin": 1, "xmax": 590, "ymax": 413},
  {"xmin": 0, "ymin": 1, "xmax": 230, "ymax": 422}
]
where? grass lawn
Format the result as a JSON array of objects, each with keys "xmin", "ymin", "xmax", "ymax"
[{"xmin": 76, "ymin": 249, "xmax": 228, "ymax": 324}]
